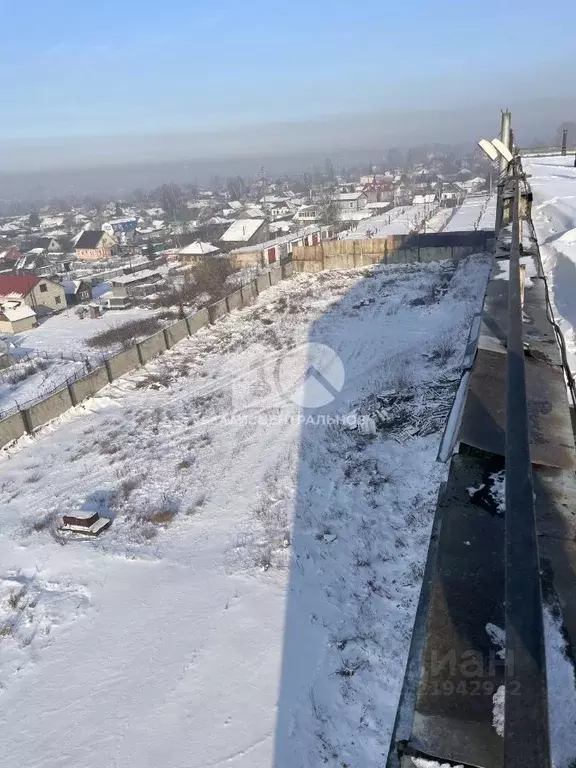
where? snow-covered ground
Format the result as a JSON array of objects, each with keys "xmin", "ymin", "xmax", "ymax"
[
  {"xmin": 444, "ymin": 193, "xmax": 496, "ymax": 232},
  {"xmin": 341, "ymin": 203, "xmax": 437, "ymax": 239},
  {"xmin": 10, "ymin": 306, "xmax": 160, "ymax": 361},
  {"xmin": 0, "ymin": 255, "xmax": 491, "ymax": 768},
  {"xmin": 421, "ymin": 207, "xmax": 454, "ymax": 233},
  {"xmin": 524, "ymin": 154, "xmax": 576, "ymax": 374},
  {"xmin": 0, "ymin": 306, "xmax": 162, "ymax": 413},
  {"xmin": 0, "ymin": 357, "xmax": 85, "ymax": 415}
]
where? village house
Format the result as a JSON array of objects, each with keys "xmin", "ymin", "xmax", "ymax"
[
  {"xmin": 334, "ymin": 192, "xmax": 368, "ymax": 215},
  {"xmin": 110, "ymin": 270, "xmax": 164, "ymax": 300},
  {"xmin": 230, "ymin": 225, "xmax": 335, "ymax": 268},
  {"xmin": 61, "ymin": 279, "xmax": 93, "ymax": 305},
  {"xmin": 178, "ymin": 240, "xmax": 221, "ymax": 264},
  {"xmin": 102, "ymin": 217, "xmax": 138, "ymax": 244},
  {"xmin": 294, "ymin": 205, "xmax": 320, "ymax": 224},
  {"xmin": 75, "ymin": 230, "xmax": 115, "ymax": 261},
  {"xmin": 220, "ymin": 219, "xmax": 269, "ymax": 249},
  {"xmin": 0, "ymin": 274, "xmax": 66, "ymax": 316},
  {"xmin": 0, "ymin": 301, "xmax": 37, "ymax": 334}
]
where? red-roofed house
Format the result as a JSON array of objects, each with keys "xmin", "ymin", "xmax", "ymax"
[{"xmin": 0, "ymin": 274, "xmax": 66, "ymax": 316}]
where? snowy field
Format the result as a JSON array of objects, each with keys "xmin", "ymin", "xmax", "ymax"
[
  {"xmin": 421, "ymin": 206, "xmax": 454, "ymax": 233},
  {"xmin": 0, "ymin": 357, "xmax": 85, "ymax": 415},
  {"xmin": 0, "ymin": 306, "xmax": 162, "ymax": 414},
  {"xmin": 341, "ymin": 203, "xmax": 436, "ymax": 239},
  {"xmin": 0, "ymin": 255, "xmax": 491, "ymax": 768},
  {"xmin": 444, "ymin": 193, "xmax": 496, "ymax": 232},
  {"xmin": 12, "ymin": 306, "xmax": 159, "ymax": 359},
  {"xmin": 524, "ymin": 155, "xmax": 576, "ymax": 374}
]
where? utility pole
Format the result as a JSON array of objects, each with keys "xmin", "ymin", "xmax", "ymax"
[{"xmin": 561, "ymin": 129, "xmax": 568, "ymax": 156}]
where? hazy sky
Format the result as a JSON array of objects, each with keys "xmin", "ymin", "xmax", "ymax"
[{"xmin": 1, "ymin": 0, "xmax": 576, "ymax": 170}]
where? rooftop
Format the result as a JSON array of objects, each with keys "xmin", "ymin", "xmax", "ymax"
[
  {"xmin": 75, "ymin": 231, "xmax": 106, "ymax": 249},
  {"xmin": 0, "ymin": 274, "xmax": 40, "ymax": 296},
  {"xmin": 110, "ymin": 269, "xmax": 162, "ymax": 286},
  {"xmin": 178, "ymin": 241, "xmax": 220, "ymax": 256},
  {"xmin": 220, "ymin": 219, "xmax": 266, "ymax": 243}
]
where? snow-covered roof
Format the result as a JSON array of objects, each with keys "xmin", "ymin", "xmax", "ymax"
[
  {"xmin": 412, "ymin": 194, "xmax": 436, "ymax": 205},
  {"xmin": 110, "ymin": 269, "xmax": 162, "ymax": 285},
  {"xmin": 220, "ymin": 219, "xmax": 266, "ymax": 243},
  {"xmin": 228, "ymin": 201, "xmax": 243, "ymax": 210},
  {"xmin": 61, "ymin": 280, "xmax": 86, "ymax": 295},
  {"xmin": 0, "ymin": 302, "xmax": 36, "ymax": 322},
  {"xmin": 336, "ymin": 192, "xmax": 366, "ymax": 201},
  {"xmin": 178, "ymin": 241, "xmax": 220, "ymax": 256},
  {"xmin": 230, "ymin": 224, "xmax": 331, "ymax": 255}
]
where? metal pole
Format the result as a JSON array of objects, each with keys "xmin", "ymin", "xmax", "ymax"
[
  {"xmin": 496, "ymin": 111, "xmax": 512, "ymax": 235},
  {"xmin": 504, "ymin": 171, "xmax": 551, "ymax": 768}
]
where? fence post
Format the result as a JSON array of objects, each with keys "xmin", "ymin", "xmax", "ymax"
[
  {"xmin": 67, "ymin": 380, "xmax": 77, "ymax": 406},
  {"xmin": 162, "ymin": 327, "xmax": 170, "ymax": 349},
  {"xmin": 104, "ymin": 358, "xmax": 113, "ymax": 383},
  {"xmin": 136, "ymin": 343, "xmax": 144, "ymax": 365},
  {"xmin": 21, "ymin": 408, "xmax": 32, "ymax": 434}
]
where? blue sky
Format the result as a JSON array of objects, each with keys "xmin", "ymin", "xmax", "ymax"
[{"xmin": 1, "ymin": 0, "xmax": 575, "ymax": 163}]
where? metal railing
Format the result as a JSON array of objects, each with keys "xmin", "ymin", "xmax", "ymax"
[{"xmin": 503, "ymin": 163, "xmax": 551, "ymax": 767}]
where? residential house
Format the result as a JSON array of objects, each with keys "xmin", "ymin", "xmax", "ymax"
[
  {"xmin": 35, "ymin": 237, "xmax": 61, "ymax": 253},
  {"xmin": 0, "ymin": 247, "xmax": 22, "ymax": 269},
  {"xmin": 61, "ymin": 280, "xmax": 92, "ymax": 305},
  {"xmin": 334, "ymin": 192, "xmax": 368, "ymax": 216},
  {"xmin": 0, "ymin": 274, "xmax": 66, "ymax": 316},
  {"xmin": 220, "ymin": 219, "xmax": 269, "ymax": 248},
  {"xmin": 102, "ymin": 217, "xmax": 138, "ymax": 244},
  {"xmin": 0, "ymin": 301, "xmax": 37, "ymax": 334},
  {"xmin": 269, "ymin": 201, "xmax": 292, "ymax": 220},
  {"xmin": 294, "ymin": 205, "xmax": 320, "ymax": 224},
  {"xmin": 110, "ymin": 270, "xmax": 164, "ymax": 300},
  {"xmin": 15, "ymin": 251, "xmax": 52, "ymax": 277},
  {"xmin": 75, "ymin": 230, "xmax": 115, "ymax": 261},
  {"xmin": 178, "ymin": 240, "xmax": 221, "ymax": 264},
  {"xmin": 230, "ymin": 225, "xmax": 335, "ymax": 268}
]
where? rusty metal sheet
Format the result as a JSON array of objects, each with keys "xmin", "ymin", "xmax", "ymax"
[
  {"xmin": 458, "ymin": 348, "xmax": 576, "ymax": 469},
  {"xmin": 409, "ymin": 454, "xmax": 505, "ymax": 768}
]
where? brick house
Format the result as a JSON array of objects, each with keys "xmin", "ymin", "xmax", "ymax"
[{"xmin": 75, "ymin": 230, "xmax": 115, "ymax": 261}]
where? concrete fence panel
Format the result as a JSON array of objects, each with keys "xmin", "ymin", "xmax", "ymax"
[
  {"xmin": 208, "ymin": 299, "xmax": 228, "ymax": 323},
  {"xmin": 282, "ymin": 262, "xmax": 294, "ymax": 279},
  {"xmin": 270, "ymin": 268, "xmax": 282, "ymax": 286},
  {"xmin": 70, "ymin": 367, "xmax": 110, "ymax": 404},
  {"xmin": 164, "ymin": 318, "xmax": 189, "ymax": 348},
  {"xmin": 241, "ymin": 282, "xmax": 257, "ymax": 306},
  {"xmin": 226, "ymin": 290, "xmax": 242, "ymax": 312},
  {"xmin": 256, "ymin": 273, "xmax": 271, "ymax": 294},
  {"xmin": 26, "ymin": 387, "xmax": 73, "ymax": 431},
  {"xmin": 0, "ymin": 411, "xmax": 27, "ymax": 448},
  {"xmin": 138, "ymin": 331, "xmax": 167, "ymax": 363},
  {"xmin": 107, "ymin": 347, "xmax": 140, "ymax": 380},
  {"xmin": 187, "ymin": 308, "xmax": 209, "ymax": 335}
]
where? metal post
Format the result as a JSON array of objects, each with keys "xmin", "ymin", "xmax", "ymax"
[
  {"xmin": 496, "ymin": 110, "xmax": 512, "ymax": 235},
  {"xmin": 562, "ymin": 129, "xmax": 568, "ymax": 156},
  {"xmin": 504, "ymin": 172, "xmax": 551, "ymax": 768}
]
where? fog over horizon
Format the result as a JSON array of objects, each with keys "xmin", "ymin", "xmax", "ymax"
[{"xmin": 0, "ymin": 97, "xmax": 574, "ymax": 201}]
